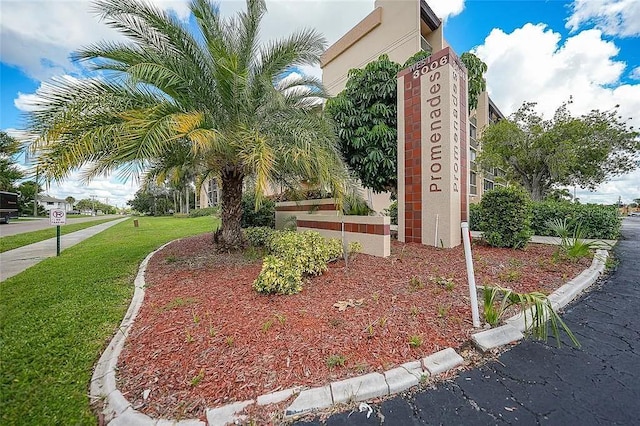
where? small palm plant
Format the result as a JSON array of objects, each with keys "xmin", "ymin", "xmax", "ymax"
[
  {"xmin": 547, "ymin": 218, "xmax": 605, "ymax": 261},
  {"xmin": 482, "ymin": 285, "xmax": 580, "ymax": 347}
]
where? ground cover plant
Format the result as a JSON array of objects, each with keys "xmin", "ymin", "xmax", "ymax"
[
  {"xmin": 117, "ymin": 235, "xmax": 592, "ymax": 421},
  {"xmin": 0, "ymin": 217, "xmax": 120, "ymax": 252},
  {"xmin": 0, "ymin": 216, "xmax": 218, "ymax": 425}
]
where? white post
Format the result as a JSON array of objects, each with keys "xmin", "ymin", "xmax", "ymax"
[{"xmin": 461, "ymin": 222, "xmax": 480, "ymax": 328}]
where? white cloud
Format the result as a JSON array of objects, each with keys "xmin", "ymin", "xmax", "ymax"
[
  {"xmin": 428, "ymin": 0, "xmax": 465, "ymax": 20},
  {"xmin": 0, "ymin": 0, "xmax": 191, "ymax": 80},
  {"xmin": 566, "ymin": 0, "xmax": 640, "ymax": 37},
  {"xmin": 14, "ymin": 92, "xmax": 43, "ymax": 113},
  {"xmin": 575, "ymin": 168, "xmax": 640, "ymax": 205},
  {"xmin": 630, "ymin": 66, "xmax": 640, "ymax": 80},
  {"xmin": 43, "ymin": 171, "xmax": 140, "ymax": 209},
  {"xmin": 475, "ymin": 24, "xmax": 637, "ymax": 125},
  {"xmin": 474, "ymin": 23, "xmax": 640, "ymax": 204}
]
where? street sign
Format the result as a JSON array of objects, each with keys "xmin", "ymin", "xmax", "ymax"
[{"xmin": 50, "ymin": 208, "xmax": 66, "ymax": 225}]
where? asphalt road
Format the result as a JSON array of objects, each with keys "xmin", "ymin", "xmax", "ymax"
[
  {"xmin": 297, "ymin": 217, "xmax": 640, "ymax": 425},
  {"xmin": 0, "ymin": 214, "xmax": 123, "ymax": 237}
]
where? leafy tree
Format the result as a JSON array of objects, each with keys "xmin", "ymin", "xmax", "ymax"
[
  {"xmin": 75, "ymin": 198, "xmax": 116, "ymax": 214},
  {"xmin": 0, "ymin": 130, "xmax": 24, "ymax": 192},
  {"xmin": 127, "ymin": 190, "xmax": 153, "ymax": 215},
  {"xmin": 326, "ymin": 51, "xmax": 487, "ymax": 194},
  {"xmin": 26, "ymin": 0, "xmax": 349, "ymax": 249},
  {"xmin": 65, "ymin": 196, "xmax": 76, "ymax": 208},
  {"xmin": 544, "ymin": 188, "xmax": 573, "ymax": 203},
  {"xmin": 326, "ymin": 54, "xmax": 401, "ymax": 193},
  {"xmin": 460, "ymin": 52, "xmax": 487, "ymax": 113},
  {"xmin": 17, "ymin": 181, "xmax": 43, "ymax": 216},
  {"xmin": 479, "ymin": 102, "xmax": 640, "ymax": 201},
  {"xmin": 127, "ymin": 184, "xmax": 173, "ymax": 216}
]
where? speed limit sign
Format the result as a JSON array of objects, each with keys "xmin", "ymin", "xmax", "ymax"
[{"xmin": 50, "ymin": 208, "xmax": 67, "ymax": 225}]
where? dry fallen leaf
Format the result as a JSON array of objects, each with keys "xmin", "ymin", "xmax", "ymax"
[{"xmin": 333, "ymin": 298, "xmax": 365, "ymax": 311}]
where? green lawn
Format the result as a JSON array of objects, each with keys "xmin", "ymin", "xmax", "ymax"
[
  {"xmin": 0, "ymin": 216, "xmax": 219, "ymax": 425},
  {"xmin": 0, "ymin": 218, "xmax": 121, "ymax": 253}
]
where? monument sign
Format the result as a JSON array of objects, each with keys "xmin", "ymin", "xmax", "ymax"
[{"xmin": 397, "ymin": 47, "xmax": 469, "ymax": 248}]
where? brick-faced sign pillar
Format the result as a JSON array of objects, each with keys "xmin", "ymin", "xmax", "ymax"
[{"xmin": 397, "ymin": 47, "xmax": 469, "ymax": 248}]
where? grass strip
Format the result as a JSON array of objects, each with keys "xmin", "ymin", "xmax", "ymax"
[
  {"xmin": 0, "ymin": 216, "xmax": 219, "ymax": 425},
  {"xmin": 0, "ymin": 218, "xmax": 120, "ymax": 253}
]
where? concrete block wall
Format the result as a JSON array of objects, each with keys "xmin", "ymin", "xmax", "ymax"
[
  {"xmin": 274, "ymin": 199, "xmax": 339, "ymax": 230},
  {"xmin": 295, "ymin": 212, "xmax": 390, "ymax": 258}
]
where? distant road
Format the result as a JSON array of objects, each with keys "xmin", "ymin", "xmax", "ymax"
[{"xmin": 0, "ymin": 215, "xmax": 124, "ymax": 237}]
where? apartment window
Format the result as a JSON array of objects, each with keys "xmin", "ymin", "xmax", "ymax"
[
  {"xmin": 420, "ymin": 36, "xmax": 432, "ymax": 54},
  {"xmin": 469, "ymin": 124, "xmax": 477, "ymax": 141},
  {"xmin": 47, "ymin": 202, "xmax": 54, "ymax": 205},
  {"xmin": 470, "ymin": 172, "xmax": 477, "ymax": 195},
  {"xmin": 207, "ymin": 180, "xmax": 219, "ymax": 207},
  {"xmin": 484, "ymin": 179, "xmax": 494, "ymax": 192},
  {"xmin": 469, "ymin": 148, "xmax": 477, "ymax": 171}
]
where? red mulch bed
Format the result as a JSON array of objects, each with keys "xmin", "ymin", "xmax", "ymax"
[{"xmin": 117, "ymin": 234, "xmax": 590, "ymax": 421}]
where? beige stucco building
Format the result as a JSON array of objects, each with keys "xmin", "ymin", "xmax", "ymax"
[
  {"xmin": 321, "ymin": 0, "xmax": 504, "ymax": 209},
  {"xmin": 321, "ymin": 0, "xmax": 446, "ymax": 97}
]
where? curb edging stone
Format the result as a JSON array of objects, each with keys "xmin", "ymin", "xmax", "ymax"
[{"xmin": 471, "ymin": 249, "xmax": 609, "ymax": 351}]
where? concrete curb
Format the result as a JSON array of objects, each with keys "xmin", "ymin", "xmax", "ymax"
[
  {"xmin": 93, "ymin": 240, "xmax": 608, "ymax": 424},
  {"xmin": 283, "ymin": 347, "xmax": 464, "ymax": 419},
  {"xmin": 472, "ymin": 249, "xmax": 609, "ymax": 352}
]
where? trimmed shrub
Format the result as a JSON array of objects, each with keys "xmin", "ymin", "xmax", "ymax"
[
  {"xmin": 479, "ymin": 187, "xmax": 533, "ymax": 248},
  {"xmin": 530, "ymin": 201, "xmax": 574, "ymax": 236},
  {"xmin": 253, "ymin": 255, "xmax": 303, "ymax": 295},
  {"xmin": 241, "ymin": 193, "xmax": 275, "ymax": 228},
  {"xmin": 531, "ymin": 201, "xmax": 620, "ymax": 239},
  {"xmin": 244, "ymin": 226, "xmax": 275, "ymax": 247},
  {"xmin": 469, "ymin": 203, "xmax": 482, "ymax": 231},
  {"xmin": 267, "ymin": 230, "xmax": 339, "ymax": 276},
  {"xmin": 574, "ymin": 204, "xmax": 620, "ymax": 239},
  {"xmin": 254, "ymin": 230, "xmax": 346, "ymax": 295},
  {"xmin": 189, "ymin": 207, "xmax": 219, "ymax": 217}
]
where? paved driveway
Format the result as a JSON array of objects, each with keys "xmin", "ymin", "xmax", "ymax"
[{"xmin": 297, "ymin": 218, "xmax": 640, "ymax": 425}]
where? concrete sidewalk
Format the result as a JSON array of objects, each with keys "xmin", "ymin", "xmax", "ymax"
[
  {"xmin": 0, "ymin": 217, "xmax": 129, "ymax": 281},
  {"xmin": 470, "ymin": 230, "xmax": 616, "ymax": 248}
]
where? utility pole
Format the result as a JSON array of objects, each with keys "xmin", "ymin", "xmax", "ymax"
[{"xmin": 33, "ymin": 166, "xmax": 39, "ymax": 217}]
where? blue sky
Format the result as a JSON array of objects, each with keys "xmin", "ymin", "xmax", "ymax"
[{"xmin": 1, "ymin": 0, "xmax": 638, "ymax": 206}]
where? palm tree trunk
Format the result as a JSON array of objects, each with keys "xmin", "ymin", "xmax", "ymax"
[
  {"xmin": 219, "ymin": 167, "xmax": 245, "ymax": 249},
  {"xmin": 185, "ymin": 186, "xmax": 189, "ymax": 214}
]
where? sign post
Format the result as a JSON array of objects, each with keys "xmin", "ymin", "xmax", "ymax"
[{"xmin": 49, "ymin": 209, "xmax": 66, "ymax": 256}]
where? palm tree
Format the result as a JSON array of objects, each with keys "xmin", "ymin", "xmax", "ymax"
[{"xmin": 26, "ymin": 0, "xmax": 349, "ymax": 248}]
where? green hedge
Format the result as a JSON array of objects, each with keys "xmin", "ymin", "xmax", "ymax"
[
  {"xmin": 478, "ymin": 187, "xmax": 533, "ymax": 248},
  {"xmin": 469, "ymin": 203, "xmax": 482, "ymax": 231},
  {"xmin": 242, "ymin": 193, "xmax": 275, "ymax": 228},
  {"xmin": 531, "ymin": 201, "xmax": 620, "ymax": 239},
  {"xmin": 472, "ymin": 198, "xmax": 620, "ymax": 240},
  {"xmin": 188, "ymin": 206, "xmax": 219, "ymax": 217}
]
